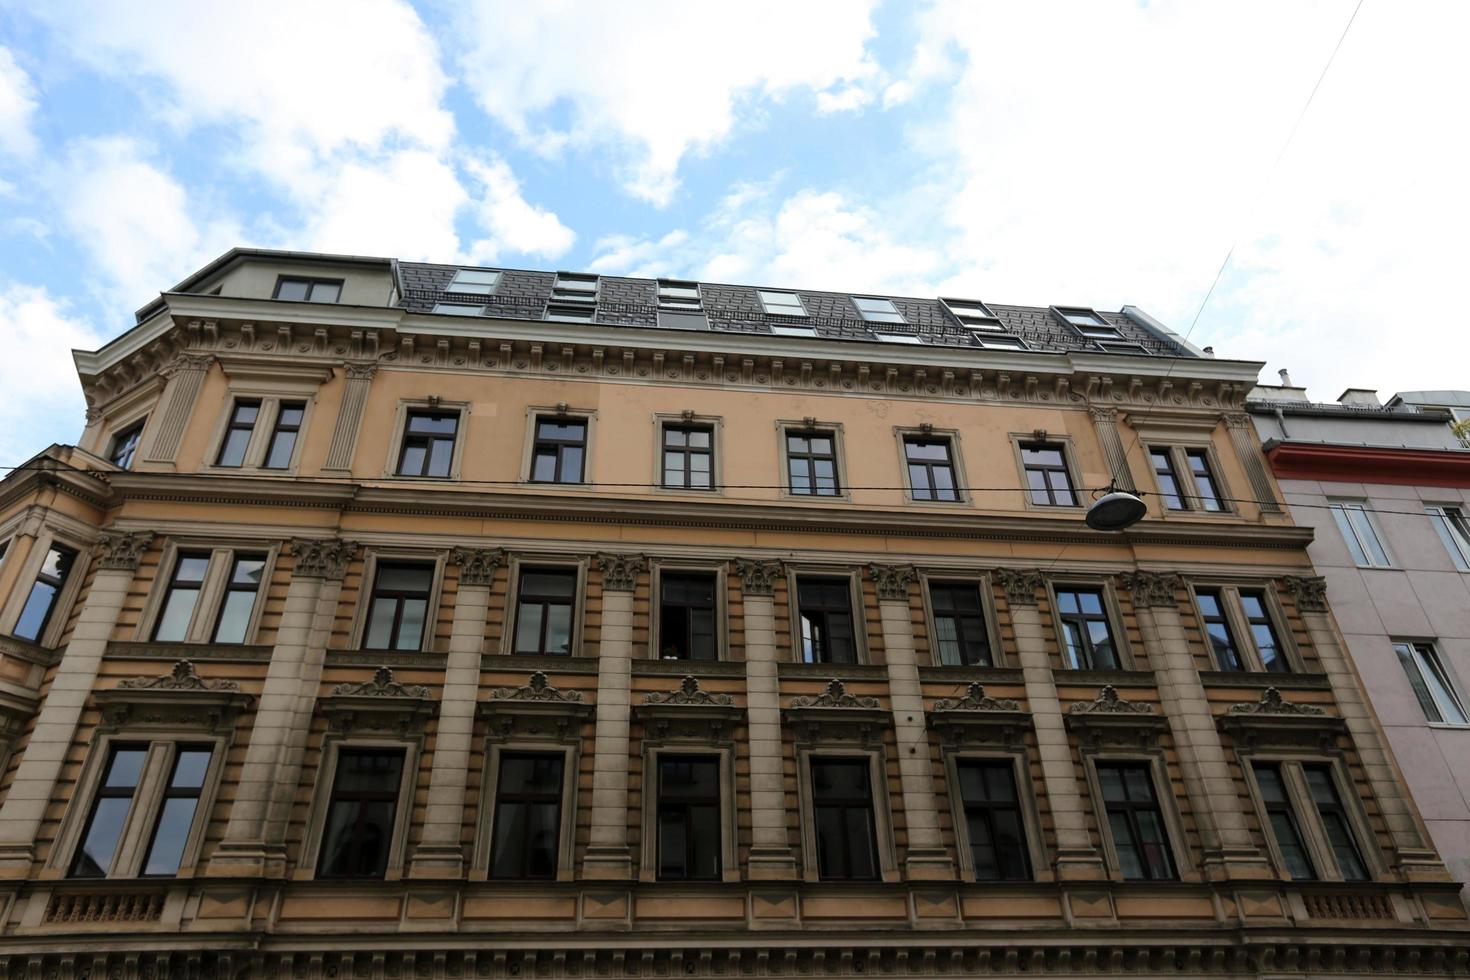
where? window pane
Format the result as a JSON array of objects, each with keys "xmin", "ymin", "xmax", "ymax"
[
  {"xmin": 104, "ymin": 748, "xmax": 147, "ymax": 788},
  {"xmin": 377, "ymin": 565, "xmax": 431, "ymax": 592},
  {"xmin": 276, "ymin": 279, "xmax": 309, "ymax": 301},
  {"xmin": 1347, "ymin": 508, "xmax": 1390, "ymax": 565},
  {"xmin": 216, "ymin": 428, "xmax": 251, "ymax": 468},
  {"xmin": 265, "ymin": 431, "xmax": 297, "ymax": 469},
  {"xmin": 364, "ymin": 599, "xmax": 397, "ymax": 649},
  {"xmin": 514, "ymin": 604, "xmax": 544, "ymax": 653},
  {"xmin": 545, "ymin": 604, "xmax": 572, "ymax": 654},
  {"xmin": 154, "ymin": 588, "xmax": 201, "ymax": 642},
  {"xmin": 561, "ymin": 446, "xmax": 584, "ymax": 482},
  {"xmin": 396, "ymin": 598, "xmax": 426, "ymax": 650},
  {"xmin": 310, "ymin": 281, "xmax": 341, "ymax": 303},
  {"xmin": 142, "ymin": 796, "xmax": 200, "ymax": 875},
  {"xmin": 531, "ymin": 451, "xmax": 557, "ymax": 482},
  {"xmin": 73, "ymin": 797, "xmax": 133, "ymax": 878},
  {"xmin": 1416, "ymin": 644, "xmax": 1468, "ymax": 724},
  {"xmin": 173, "ymin": 749, "xmax": 212, "ymax": 789}
]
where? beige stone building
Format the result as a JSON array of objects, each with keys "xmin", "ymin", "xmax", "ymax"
[{"xmin": 0, "ymin": 248, "xmax": 1463, "ymax": 976}]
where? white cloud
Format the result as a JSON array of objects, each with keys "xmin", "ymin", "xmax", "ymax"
[
  {"xmin": 455, "ymin": 0, "xmax": 882, "ymax": 205},
  {"xmin": 0, "ymin": 46, "xmax": 38, "ymax": 157},
  {"xmin": 55, "ymin": 138, "xmax": 240, "ymax": 306},
  {"xmin": 0, "ymin": 284, "xmax": 104, "ymax": 465},
  {"xmin": 301, "ymin": 150, "xmax": 466, "ymax": 261},
  {"xmin": 464, "ymin": 155, "xmax": 575, "ymax": 263},
  {"xmin": 590, "ymin": 182, "xmax": 941, "ymax": 294}
]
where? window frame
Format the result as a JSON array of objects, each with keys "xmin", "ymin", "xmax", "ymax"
[
  {"xmin": 350, "ymin": 551, "xmax": 446, "ymax": 654},
  {"xmin": 521, "ymin": 407, "xmax": 596, "ymax": 486},
  {"xmin": 777, "ymin": 420, "xmax": 851, "ymax": 502},
  {"xmin": 942, "ymin": 750, "xmax": 1044, "ymax": 882},
  {"xmin": 213, "ymin": 398, "xmax": 263, "ymax": 469},
  {"xmin": 1393, "ymin": 639, "xmax": 1469, "ymax": 727},
  {"xmin": 1186, "ymin": 582, "xmax": 1300, "ymax": 673},
  {"xmin": 1427, "ymin": 504, "xmax": 1470, "ymax": 571},
  {"xmin": 795, "ymin": 747, "xmax": 898, "ymax": 883},
  {"xmin": 360, "ymin": 560, "xmax": 438, "ymax": 653},
  {"xmin": 656, "ymin": 279, "xmax": 703, "ymax": 310},
  {"xmin": 787, "ymin": 567, "xmax": 868, "ymax": 665},
  {"xmin": 851, "ymin": 296, "xmax": 906, "ymax": 325},
  {"xmin": 1047, "ymin": 580, "xmax": 1132, "ymax": 671},
  {"xmin": 272, "ymin": 275, "xmax": 344, "ymax": 303},
  {"xmin": 653, "ymin": 413, "xmax": 722, "ymax": 494},
  {"xmin": 893, "ymin": 426, "xmax": 970, "ymax": 505},
  {"xmin": 649, "ymin": 560, "xmax": 727, "ymax": 662},
  {"xmin": 1328, "ymin": 500, "xmax": 1393, "ymax": 568},
  {"xmin": 391, "ymin": 406, "xmax": 465, "ymax": 480},
  {"xmin": 918, "ymin": 571, "xmax": 1004, "ymax": 668},
  {"xmin": 301, "ymin": 735, "xmax": 420, "ymax": 882},
  {"xmin": 8, "ymin": 537, "xmax": 84, "ymax": 646},
  {"xmin": 53, "ymin": 733, "xmax": 229, "ymax": 880},
  {"xmin": 1052, "ymin": 305, "xmax": 1122, "ymax": 339},
  {"xmin": 639, "ymin": 745, "xmax": 739, "ymax": 883},
  {"xmin": 1082, "ymin": 754, "xmax": 1191, "ymax": 883},
  {"xmin": 137, "ymin": 542, "xmax": 277, "ymax": 646},
  {"xmin": 261, "ymin": 399, "xmax": 308, "ymax": 471},
  {"xmin": 1013, "ymin": 437, "xmax": 1083, "ymax": 510},
  {"xmin": 500, "ymin": 555, "xmax": 588, "ymax": 657},
  {"xmin": 474, "ymin": 740, "xmax": 580, "ymax": 882},
  {"xmin": 1239, "ymin": 753, "xmax": 1380, "ymax": 883},
  {"xmin": 1247, "ymin": 760, "xmax": 1319, "ymax": 881},
  {"xmin": 446, "ymin": 268, "xmax": 501, "ymax": 295},
  {"xmin": 484, "ymin": 749, "xmax": 568, "ymax": 881},
  {"xmin": 204, "ymin": 370, "xmax": 324, "ymax": 475},
  {"xmin": 940, "ymin": 297, "xmax": 1003, "ymax": 330},
  {"xmin": 758, "ymin": 290, "xmax": 808, "ymax": 317},
  {"xmin": 107, "ymin": 418, "xmax": 147, "ymax": 470}
]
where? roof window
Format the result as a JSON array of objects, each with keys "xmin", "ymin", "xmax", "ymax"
[
  {"xmin": 658, "ymin": 279, "xmax": 702, "ymax": 310},
  {"xmin": 874, "ymin": 332, "xmax": 922, "ymax": 345},
  {"xmin": 1054, "ymin": 306, "xmax": 1122, "ymax": 338},
  {"xmin": 545, "ymin": 304, "xmax": 595, "ymax": 323},
  {"xmin": 448, "ymin": 268, "xmax": 500, "ymax": 294},
  {"xmin": 853, "ymin": 296, "xmax": 905, "ymax": 324},
  {"xmin": 942, "ymin": 297, "xmax": 1002, "ymax": 329},
  {"xmin": 432, "ymin": 303, "xmax": 487, "ymax": 316},
  {"xmin": 771, "ymin": 324, "xmax": 817, "ymax": 338},
  {"xmin": 552, "ymin": 273, "xmax": 598, "ymax": 304},
  {"xmin": 759, "ymin": 290, "xmax": 808, "ymax": 317}
]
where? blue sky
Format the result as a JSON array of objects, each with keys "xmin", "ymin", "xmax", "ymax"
[{"xmin": 1, "ymin": 0, "xmax": 1467, "ymax": 466}]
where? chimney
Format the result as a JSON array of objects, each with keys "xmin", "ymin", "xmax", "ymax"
[
  {"xmin": 1337, "ymin": 388, "xmax": 1381, "ymax": 408},
  {"xmin": 1278, "ymin": 368, "xmax": 1293, "ymax": 386}
]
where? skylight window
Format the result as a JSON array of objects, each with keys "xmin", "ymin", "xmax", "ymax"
[
  {"xmin": 432, "ymin": 303, "xmax": 487, "ymax": 316},
  {"xmin": 759, "ymin": 290, "xmax": 808, "ymax": 317},
  {"xmin": 552, "ymin": 273, "xmax": 599, "ymax": 304},
  {"xmin": 874, "ymin": 332, "xmax": 922, "ymax": 345},
  {"xmin": 448, "ymin": 269, "xmax": 500, "ymax": 294},
  {"xmin": 942, "ymin": 297, "xmax": 1003, "ymax": 329},
  {"xmin": 771, "ymin": 324, "xmax": 817, "ymax": 338},
  {"xmin": 975, "ymin": 334, "xmax": 1027, "ymax": 351},
  {"xmin": 1055, "ymin": 306, "xmax": 1122, "ymax": 337},
  {"xmin": 658, "ymin": 279, "xmax": 702, "ymax": 310},
  {"xmin": 545, "ymin": 305, "xmax": 595, "ymax": 323},
  {"xmin": 1099, "ymin": 340, "xmax": 1148, "ymax": 355},
  {"xmin": 853, "ymin": 296, "xmax": 905, "ymax": 324}
]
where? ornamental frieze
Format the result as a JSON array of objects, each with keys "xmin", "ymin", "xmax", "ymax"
[
  {"xmin": 928, "ymin": 683, "xmax": 1031, "ymax": 749},
  {"xmin": 95, "ymin": 660, "xmax": 252, "ymax": 733},
  {"xmin": 932, "ymin": 682, "xmax": 1020, "ymax": 713},
  {"xmin": 329, "ymin": 666, "xmax": 430, "ymax": 700},
  {"xmin": 320, "ymin": 667, "xmax": 434, "ymax": 735},
  {"xmin": 489, "ymin": 671, "xmax": 585, "ymax": 704},
  {"xmin": 1065, "ymin": 686, "xmax": 1166, "ymax": 751},
  {"xmin": 642, "ymin": 675, "xmax": 735, "ymax": 707},
  {"xmin": 118, "ymin": 660, "xmax": 241, "ymax": 693},
  {"xmin": 1227, "ymin": 687, "xmax": 1326, "ymax": 717}
]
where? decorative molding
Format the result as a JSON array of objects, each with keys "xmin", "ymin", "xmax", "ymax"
[
  {"xmin": 932, "ymin": 682, "xmax": 1019, "ymax": 713},
  {"xmin": 1281, "ymin": 575, "xmax": 1329, "ymax": 612},
  {"xmin": 344, "ymin": 362, "xmax": 379, "ymax": 381},
  {"xmin": 867, "ymin": 563, "xmax": 917, "ymax": 602},
  {"xmin": 1227, "ymin": 687, "xmax": 1325, "ymax": 717},
  {"xmin": 489, "ymin": 671, "xmax": 585, "ymax": 704},
  {"xmin": 790, "ymin": 679, "xmax": 880, "ymax": 710},
  {"xmin": 326, "ymin": 649, "xmax": 447, "ymax": 669},
  {"xmin": 481, "ymin": 654, "xmax": 600, "ymax": 675},
  {"xmin": 118, "ymin": 660, "xmax": 241, "ymax": 693},
  {"xmin": 158, "ymin": 352, "xmax": 215, "ymax": 378},
  {"xmin": 451, "ymin": 547, "xmax": 505, "ymax": 587},
  {"xmin": 927, "ymin": 683, "xmax": 1031, "ymax": 749},
  {"xmin": 777, "ymin": 661, "xmax": 889, "ymax": 680},
  {"xmin": 1117, "ymin": 571, "xmax": 1182, "ymax": 608},
  {"xmin": 596, "ymin": 553, "xmax": 647, "ymax": 592},
  {"xmin": 105, "ymin": 640, "xmax": 272, "ymax": 664},
  {"xmin": 0, "ymin": 634, "xmax": 61, "ymax": 668},
  {"xmin": 288, "ymin": 537, "xmax": 359, "ymax": 580},
  {"xmin": 632, "ymin": 659, "xmax": 745, "ymax": 678},
  {"xmin": 1064, "ymin": 686, "xmax": 1167, "ymax": 751},
  {"xmin": 93, "ymin": 531, "xmax": 153, "ymax": 571},
  {"xmin": 1217, "ymin": 688, "xmax": 1345, "ymax": 752},
  {"xmin": 1089, "ymin": 406, "xmax": 1137, "ymax": 493},
  {"xmin": 1225, "ymin": 412, "xmax": 1283, "ymax": 513},
  {"xmin": 994, "ymin": 568, "xmax": 1043, "ymax": 606},
  {"xmin": 481, "ymin": 671, "xmax": 594, "ymax": 742},
  {"xmin": 1198, "ymin": 670, "xmax": 1332, "ymax": 691},
  {"xmin": 733, "ymin": 559, "xmax": 784, "ymax": 596},
  {"xmin": 1069, "ymin": 685, "xmax": 1153, "ymax": 715},
  {"xmin": 642, "ymin": 675, "xmax": 734, "ymax": 707},
  {"xmin": 783, "ymin": 679, "xmax": 889, "ymax": 746},
  {"xmin": 1222, "ymin": 413, "xmax": 1254, "ymax": 430},
  {"xmin": 329, "ymin": 666, "xmax": 429, "ymax": 699}
]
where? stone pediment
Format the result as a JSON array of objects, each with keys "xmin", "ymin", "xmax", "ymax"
[
  {"xmin": 94, "ymin": 660, "xmax": 252, "ymax": 733},
  {"xmin": 782, "ymin": 679, "xmax": 891, "ymax": 746},
  {"xmin": 1064, "ymin": 686, "xmax": 1168, "ymax": 750},
  {"xmin": 1216, "ymin": 687, "xmax": 1346, "ymax": 751},
  {"xmin": 319, "ymin": 666, "xmax": 436, "ymax": 735},
  {"xmin": 634, "ymin": 676, "xmax": 744, "ymax": 742},
  {"xmin": 927, "ymin": 683, "xmax": 1032, "ymax": 748},
  {"xmin": 479, "ymin": 671, "xmax": 594, "ymax": 742}
]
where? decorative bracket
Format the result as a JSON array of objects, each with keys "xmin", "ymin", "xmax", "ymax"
[
  {"xmin": 289, "ymin": 537, "xmax": 359, "ymax": 580},
  {"xmin": 1281, "ymin": 576, "xmax": 1329, "ymax": 612},
  {"xmin": 1117, "ymin": 571, "xmax": 1182, "ymax": 609}
]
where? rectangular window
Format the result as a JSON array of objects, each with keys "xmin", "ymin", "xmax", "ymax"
[
  {"xmin": 489, "ymin": 752, "xmax": 564, "ymax": 880},
  {"xmin": 1239, "ymin": 590, "xmax": 1288, "ymax": 672},
  {"xmin": 657, "ymin": 756, "xmax": 721, "ymax": 880},
  {"xmin": 1056, "ymin": 307, "xmax": 1121, "ymax": 337},
  {"xmin": 1021, "ymin": 443, "xmax": 1077, "ymax": 506},
  {"xmin": 215, "ymin": 400, "xmax": 261, "ymax": 468},
  {"xmin": 447, "ymin": 268, "xmax": 500, "ymax": 294},
  {"xmin": 544, "ymin": 305, "xmax": 595, "ymax": 323},
  {"xmin": 317, "ymin": 748, "xmax": 404, "ymax": 879},
  {"xmin": 212, "ymin": 554, "xmax": 266, "ymax": 644},
  {"xmin": 432, "ymin": 302, "xmax": 487, "ymax": 316},
  {"xmin": 759, "ymin": 290, "xmax": 807, "ymax": 317},
  {"xmin": 662, "ymin": 425, "xmax": 713, "ymax": 490},
  {"xmin": 70, "ymin": 744, "xmax": 148, "ymax": 878},
  {"xmin": 513, "ymin": 568, "xmax": 576, "ymax": 655},
  {"xmin": 657, "ymin": 279, "xmax": 702, "ymax": 310},
  {"xmin": 1252, "ymin": 763, "xmax": 1316, "ymax": 881},
  {"xmin": 1303, "ymin": 764, "xmax": 1368, "ymax": 881},
  {"xmin": 797, "ymin": 578, "xmax": 857, "ymax": 664},
  {"xmin": 140, "ymin": 746, "xmax": 213, "ymax": 876},
  {"xmin": 1330, "ymin": 502, "xmax": 1391, "ymax": 567},
  {"xmin": 975, "ymin": 334, "xmax": 1027, "ymax": 351},
  {"xmin": 1428, "ymin": 505, "xmax": 1470, "ymax": 571},
  {"xmin": 929, "ymin": 582, "xmax": 992, "ymax": 666},
  {"xmin": 957, "ymin": 760, "xmax": 1030, "ymax": 880},
  {"xmin": 551, "ymin": 272, "xmax": 598, "ymax": 303},
  {"xmin": 904, "ymin": 436, "xmax": 959, "ymax": 502},
  {"xmin": 1149, "ymin": 449, "xmax": 1186, "ymax": 510},
  {"xmin": 810, "ymin": 758, "xmax": 878, "ymax": 880},
  {"xmin": 363, "ymin": 562, "xmax": 433, "ymax": 651},
  {"xmin": 1195, "ymin": 589, "xmax": 1244, "ymax": 671},
  {"xmin": 152, "ymin": 552, "xmax": 211, "ymax": 642},
  {"xmin": 262, "ymin": 401, "xmax": 305, "ymax": 469},
  {"xmin": 530, "ymin": 418, "xmax": 587, "ymax": 484},
  {"xmin": 853, "ymin": 296, "xmax": 904, "ymax": 324},
  {"xmin": 396, "ymin": 410, "xmax": 459, "ymax": 478},
  {"xmin": 14, "ymin": 544, "xmax": 78, "ymax": 642},
  {"xmin": 1184, "ymin": 450, "xmax": 1224, "ymax": 511},
  {"xmin": 1394, "ymin": 641, "xmax": 1468, "ymax": 725},
  {"xmin": 1096, "ymin": 762, "xmax": 1175, "ymax": 880},
  {"xmin": 786, "ymin": 430, "xmax": 840, "ymax": 496},
  {"xmin": 274, "ymin": 277, "xmax": 342, "ymax": 303},
  {"xmin": 658, "ymin": 572, "xmax": 717, "ymax": 660},
  {"xmin": 941, "ymin": 297, "xmax": 1002, "ymax": 329},
  {"xmin": 770, "ymin": 324, "xmax": 817, "ymax": 338},
  {"xmin": 1055, "ymin": 588, "xmax": 1118, "ymax": 669},
  {"xmin": 1099, "ymin": 341, "xmax": 1148, "ymax": 355},
  {"xmin": 874, "ymin": 332, "xmax": 922, "ymax": 344},
  {"xmin": 109, "ymin": 422, "xmax": 144, "ymax": 469}
]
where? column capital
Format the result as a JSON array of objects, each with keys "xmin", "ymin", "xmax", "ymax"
[
  {"xmin": 995, "ymin": 568, "xmax": 1043, "ymax": 606},
  {"xmin": 287, "ymin": 537, "xmax": 359, "ymax": 580},
  {"xmin": 595, "ymin": 552, "xmax": 646, "ymax": 592},
  {"xmin": 1088, "ymin": 405, "xmax": 1119, "ymax": 423},
  {"xmin": 1281, "ymin": 575, "xmax": 1328, "ymax": 612},
  {"xmin": 343, "ymin": 361, "xmax": 378, "ymax": 381},
  {"xmin": 1118, "ymin": 571, "xmax": 1183, "ymax": 608},
  {"xmin": 159, "ymin": 352, "xmax": 214, "ymax": 378},
  {"xmin": 867, "ymin": 563, "xmax": 917, "ymax": 602},
  {"xmin": 733, "ymin": 558, "xmax": 783, "ymax": 596},
  {"xmin": 93, "ymin": 531, "xmax": 153, "ymax": 571},
  {"xmin": 1222, "ymin": 412, "xmax": 1254, "ymax": 429},
  {"xmin": 450, "ymin": 547, "xmax": 505, "ymax": 587}
]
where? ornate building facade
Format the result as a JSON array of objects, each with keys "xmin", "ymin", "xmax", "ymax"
[{"xmin": 0, "ymin": 248, "xmax": 1463, "ymax": 976}]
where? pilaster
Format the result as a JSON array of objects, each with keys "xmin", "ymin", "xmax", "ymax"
[
  {"xmin": 141, "ymin": 354, "xmax": 213, "ymax": 464},
  {"xmin": 1223, "ymin": 413, "xmax": 1281, "ymax": 513},
  {"xmin": 1089, "ymin": 407, "xmax": 1137, "ymax": 493},
  {"xmin": 323, "ymin": 363, "xmax": 376, "ymax": 471},
  {"xmin": 0, "ymin": 532, "xmax": 151, "ymax": 878},
  {"xmin": 995, "ymin": 568, "xmax": 1106, "ymax": 880}
]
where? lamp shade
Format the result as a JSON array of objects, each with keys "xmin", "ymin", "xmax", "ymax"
[{"xmin": 1086, "ymin": 491, "xmax": 1147, "ymax": 531}]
